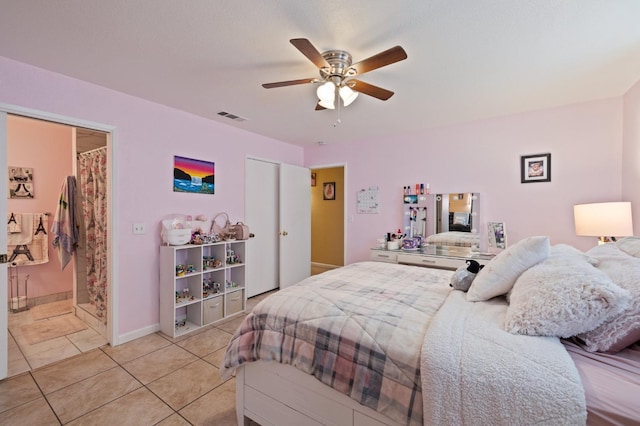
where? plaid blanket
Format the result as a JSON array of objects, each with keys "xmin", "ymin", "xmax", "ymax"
[{"xmin": 221, "ymin": 261, "xmax": 452, "ymax": 425}]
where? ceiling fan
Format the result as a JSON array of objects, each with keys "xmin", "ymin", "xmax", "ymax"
[{"xmin": 262, "ymin": 38, "xmax": 407, "ymax": 110}]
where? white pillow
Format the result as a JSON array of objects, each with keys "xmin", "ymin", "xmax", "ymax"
[
  {"xmin": 505, "ymin": 245, "xmax": 631, "ymax": 337},
  {"xmin": 467, "ymin": 236, "xmax": 550, "ymax": 302},
  {"xmin": 578, "ymin": 243, "xmax": 640, "ymax": 353},
  {"xmin": 616, "ymin": 237, "xmax": 640, "ymax": 258}
]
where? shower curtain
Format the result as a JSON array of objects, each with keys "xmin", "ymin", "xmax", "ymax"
[{"xmin": 78, "ymin": 147, "xmax": 108, "ymax": 323}]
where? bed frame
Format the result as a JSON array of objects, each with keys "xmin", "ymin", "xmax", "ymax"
[{"xmin": 235, "ymin": 361, "xmax": 403, "ymax": 426}]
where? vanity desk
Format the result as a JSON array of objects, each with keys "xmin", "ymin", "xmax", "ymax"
[{"xmin": 370, "ymin": 245, "xmax": 494, "ymax": 271}]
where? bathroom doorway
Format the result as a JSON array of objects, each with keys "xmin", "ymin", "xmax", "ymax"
[{"xmin": 5, "ymin": 115, "xmax": 112, "ymax": 376}]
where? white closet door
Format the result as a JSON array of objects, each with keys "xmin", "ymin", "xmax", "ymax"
[
  {"xmin": 245, "ymin": 159, "xmax": 279, "ymax": 297},
  {"xmin": 279, "ymin": 163, "xmax": 311, "ymax": 289}
]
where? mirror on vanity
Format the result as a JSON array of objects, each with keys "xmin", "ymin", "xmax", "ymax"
[
  {"xmin": 402, "ymin": 192, "xmax": 480, "ymax": 249},
  {"xmin": 424, "ymin": 193, "xmax": 480, "ymax": 250}
]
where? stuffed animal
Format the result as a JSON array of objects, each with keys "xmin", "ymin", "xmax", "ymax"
[{"xmin": 450, "ymin": 259, "xmax": 484, "ymax": 292}]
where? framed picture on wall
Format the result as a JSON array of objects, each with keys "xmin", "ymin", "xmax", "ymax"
[
  {"xmin": 521, "ymin": 153, "xmax": 551, "ymax": 183},
  {"xmin": 323, "ymin": 182, "xmax": 336, "ymax": 200},
  {"xmin": 311, "ymin": 172, "xmax": 316, "ymax": 187},
  {"xmin": 8, "ymin": 166, "xmax": 34, "ymax": 199},
  {"xmin": 173, "ymin": 155, "xmax": 215, "ymax": 194}
]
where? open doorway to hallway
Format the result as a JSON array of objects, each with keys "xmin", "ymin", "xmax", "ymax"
[{"xmin": 310, "ymin": 165, "xmax": 345, "ymax": 275}]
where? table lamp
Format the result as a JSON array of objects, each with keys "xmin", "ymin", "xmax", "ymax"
[{"xmin": 574, "ymin": 201, "xmax": 633, "ymax": 244}]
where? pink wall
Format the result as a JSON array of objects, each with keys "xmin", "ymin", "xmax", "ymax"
[
  {"xmin": 7, "ymin": 116, "xmax": 74, "ymax": 299},
  {"xmin": 0, "ymin": 56, "xmax": 303, "ymax": 338},
  {"xmin": 305, "ymin": 98, "xmax": 625, "ymax": 261},
  {"xmin": 622, "ymin": 79, "xmax": 640, "ymax": 235}
]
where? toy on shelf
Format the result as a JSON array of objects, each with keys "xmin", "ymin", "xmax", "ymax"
[
  {"xmin": 175, "ymin": 288, "xmax": 196, "ymax": 304},
  {"xmin": 175, "ymin": 318, "xmax": 187, "ymax": 330},
  {"xmin": 226, "ymin": 249, "xmax": 241, "ymax": 265},
  {"xmin": 176, "ymin": 264, "xmax": 186, "ymax": 277},
  {"xmin": 203, "ymin": 256, "xmax": 222, "ymax": 270}
]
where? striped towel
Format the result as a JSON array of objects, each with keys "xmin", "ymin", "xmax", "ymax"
[{"xmin": 51, "ymin": 176, "xmax": 78, "ymax": 270}]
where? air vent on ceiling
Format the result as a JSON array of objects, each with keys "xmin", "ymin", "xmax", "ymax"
[{"xmin": 217, "ymin": 111, "xmax": 248, "ymax": 122}]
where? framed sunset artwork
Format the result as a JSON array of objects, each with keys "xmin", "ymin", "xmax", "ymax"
[{"xmin": 173, "ymin": 156, "xmax": 215, "ymax": 194}]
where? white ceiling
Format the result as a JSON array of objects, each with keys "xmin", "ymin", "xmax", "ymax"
[{"xmin": 1, "ymin": 1, "xmax": 639, "ymax": 147}]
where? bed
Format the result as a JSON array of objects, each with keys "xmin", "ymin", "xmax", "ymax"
[{"xmin": 222, "ymin": 237, "xmax": 640, "ymax": 426}]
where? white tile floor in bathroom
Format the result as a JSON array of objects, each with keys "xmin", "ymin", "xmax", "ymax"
[{"xmin": 7, "ymin": 300, "xmax": 108, "ymax": 377}]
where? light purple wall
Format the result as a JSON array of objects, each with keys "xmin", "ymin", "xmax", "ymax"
[
  {"xmin": 623, "ymin": 79, "xmax": 640, "ymax": 235},
  {"xmin": 0, "ymin": 56, "xmax": 303, "ymax": 337},
  {"xmin": 305, "ymin": 98, "xmax": 625, "ymax": 261}
]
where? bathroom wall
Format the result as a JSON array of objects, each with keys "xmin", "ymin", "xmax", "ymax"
[{"xmin": 7, "ymin": 115, "xmax": 74, "ymax": 303}]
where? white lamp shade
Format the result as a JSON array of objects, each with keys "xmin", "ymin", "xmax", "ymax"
[
  {"xmin": 316, "ymin": 82, "xmax": 335, "ymax": 109},
  {"xmin": 574, "ymin": 202, "xmax": 633, "ymax": 237},
  {"xmin": 339, "ymin": 85, "xmax": 358, "ymax": 106}
]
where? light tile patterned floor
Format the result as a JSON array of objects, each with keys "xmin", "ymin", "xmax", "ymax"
[
  {"xmin": 8, "ymin": 300, "xmax": 109, "ymax": 376},
  {"xmin": 0, "ymin": 291, "xmax": 274, "ymax": 425}
]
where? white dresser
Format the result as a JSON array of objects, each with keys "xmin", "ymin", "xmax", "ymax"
[{"xmin": 370, "ymin": 245, "xmax": 494, "ymax": 271}]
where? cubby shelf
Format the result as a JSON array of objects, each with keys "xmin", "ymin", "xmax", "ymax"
[{"xmin": 160, "ymin": 240, "xmax": 246, "ymax": 338}]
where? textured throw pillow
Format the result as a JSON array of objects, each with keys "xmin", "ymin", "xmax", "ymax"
[
  {"xmin": 505, "ymin": 245, "xmax": 631, "ymax": 338},
  {"xmin": 578, "ymin": 244, "xmax": 640, "ymax": 353},
  {"xmin": 467, "ymin": 236, "xmax": 550, "ymax": 302},
  {"xmin": 616, "ymin": 236, "xmax": 640, "ymax": 258}
]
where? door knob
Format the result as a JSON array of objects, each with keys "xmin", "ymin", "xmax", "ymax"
[{"xmin": 280, "ymin": 231, "xmax": 288, "ymax": 236}]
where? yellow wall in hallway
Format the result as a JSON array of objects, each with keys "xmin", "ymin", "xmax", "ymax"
[{"xmin": 311, "ymin": 167, "xmax": 344, "ymax": 266}]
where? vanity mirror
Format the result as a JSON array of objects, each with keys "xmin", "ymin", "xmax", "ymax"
[
  {"xmin": 402, "ymin": 192, "xmax": 481, "ymax": 248},
  {"xmin": 424, "ymin": 193, "xmax": 480, "ymax": 249}
]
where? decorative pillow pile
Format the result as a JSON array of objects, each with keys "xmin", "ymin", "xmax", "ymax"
[
  {"xmin": 616, "ymin": 236, "xmax": 640, "ymax": 258},
  {"xmin": 504, "ymin": 244, "xmax": 631, "ymax": 338},
  {"xmin": 467, "ymin": 236, "xmax": 550, "ymax": 302},
  {"xmin": 578, "ymin": 243, "xmax": 640, "ymax": 353}
]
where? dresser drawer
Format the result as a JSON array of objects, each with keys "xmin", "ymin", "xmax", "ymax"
[
  {"xmin": 226, "ymin": 289, "xmax": 245, "ymax": 316},
  {"xmin": 203, "ymin": 295, "xmax": 224, "ymax": 325},
  {"xmin": 397, "ymin": 253, "xmax": 465, "ymax": 270},
  {"xmin": 370, "ymin": 250, "xmax": 398, "ymax": 263}
]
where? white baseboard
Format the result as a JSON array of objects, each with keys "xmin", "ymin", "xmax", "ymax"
[{"xmin": 117, "ymin": 323, "xmax": 161, "ymax": 345}]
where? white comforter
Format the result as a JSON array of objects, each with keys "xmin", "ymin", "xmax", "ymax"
[{"xmin": 421, "ymin": 291, "xmax": 587, "ymax": 425}]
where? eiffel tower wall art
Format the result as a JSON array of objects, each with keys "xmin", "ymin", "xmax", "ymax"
[{"xmin": 8, "ymin": 166, "xmax": 34, "ymax": 199}]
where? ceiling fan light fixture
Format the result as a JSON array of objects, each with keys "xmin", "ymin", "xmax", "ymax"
[
  {"xmin": 317, "ymin": 81, "xmax": 336, "ymax": 109},
  {"xmin": 339, "ymin": 85, "xmax": 358, "ymax": 107}
]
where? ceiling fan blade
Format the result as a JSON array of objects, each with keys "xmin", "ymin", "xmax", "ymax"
[
  {"xmin": 290, "ymin": 38, "xmax": 330, "ymax": 69},
  {"xmin": 262, "ymin": 78, "xmax": 317, "ymax": 89},
  {"xmin": 351, "ymin": 46, "xmax": 407, "ymax": 75},
  {"xmin": 349, "ymin": 79, "xmax": 394, "ymax": 100},
  {"xmin": 315, "ymin": 102, "xmax": 326, "ymax": 111}
]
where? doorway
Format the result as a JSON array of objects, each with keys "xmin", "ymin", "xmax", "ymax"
[
  {"xmin": 310, "ymin": 165, "xmax": 346, "ymax": 275},
  {"xmin": 4, "ymin": 114, "xmax": 113, "ymax": 377}
]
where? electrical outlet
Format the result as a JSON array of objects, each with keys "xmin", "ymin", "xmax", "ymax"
[{"xmin": 133, "ymin": 223, "xmax": 145, "ymax": 235}]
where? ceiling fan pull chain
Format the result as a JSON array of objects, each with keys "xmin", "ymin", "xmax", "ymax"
[{"xmin": 334, "ymin": 85, "xmax": 342, "ymax": 127}]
